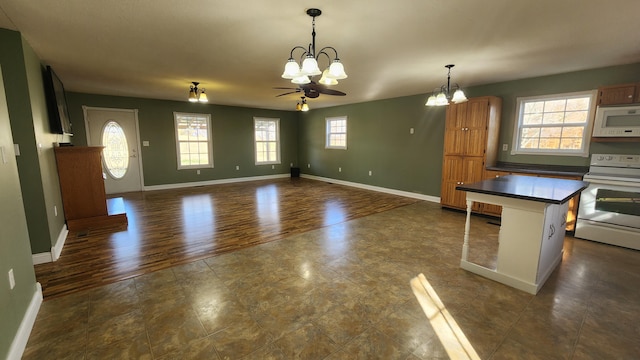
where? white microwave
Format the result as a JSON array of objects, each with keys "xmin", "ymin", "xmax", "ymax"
[{"xmin": 592, "ymin": 105, "xmax": 640, "ymax": 137}]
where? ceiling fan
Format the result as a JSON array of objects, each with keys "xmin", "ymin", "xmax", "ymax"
[{"xmin": 274, "ymin": 81, "xmax": 346, "ymax": 98}]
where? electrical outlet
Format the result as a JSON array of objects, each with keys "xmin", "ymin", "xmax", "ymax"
[
  {"xmin": 410, "ymin": 128, "xmax": 414, "ymax": 134},
  {"xmin": 368, "ymin": 170, "xmax": 372, "ymax": 176},
  {"xmin": 290, "ymin": 163, "xmax": 293, "ymax": 167},
  {"xmin": 271, "ymin": 165, "xmax": 275, "ymax": 169},
  {"xmin": 54, "ymin": 205, "xmax": 57, "ymax": 217},
  {"xmin": 307, "ymin": 164, "xmax": 311, "ymax": 168},
  {"xmin": 339, "ymin": 167, "xmax": 342, "ymax": 172},
  {"xmin": 143, "ymin": 141, "xmax": 150, "ymax": 147},
  {"xmin": 502, "ymin": 143, "xmax": 508, "ymax": 151},
  {"xmin": 196, "ymin": 169, "xmax": 200, "ymax": 175},
  {"xmin": 8, "ymin": 269, "xmax": 15, "ymax": 290},
  {"xmin": 236, "ymin": 165, "xmax": 239, "ymax": 170}
]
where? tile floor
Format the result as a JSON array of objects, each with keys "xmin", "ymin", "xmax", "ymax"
[{"xmin": 23, "ymin": 201, "xmax": 640, "ymax": 359}]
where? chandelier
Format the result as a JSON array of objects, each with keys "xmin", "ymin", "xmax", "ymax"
[
  {"xmin": 188, "ymin": 82, "xmax": 208, "ymax": 103},
  {"xmin": 296, "ymin": 97, "xmax": 309, "ymax": 111},
  {"xmin": 281, "ymin": 8, "xmax": 347, "ymax": 86},
  {"xmin": 425, "ymin": 65, "xmax": 467, "ymax": 106}
]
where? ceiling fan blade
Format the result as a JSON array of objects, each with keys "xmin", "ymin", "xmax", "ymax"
[
  {"xmin": 275, "ymin": 91, "xmax": 300, "ymax": 97},
  {"xmin": 273, "ymin": 87, "xmax": 298, "ymax": 90},
  {"xmin": 318, "ymin": 88, "xmax": 346, "ymax": 96}
]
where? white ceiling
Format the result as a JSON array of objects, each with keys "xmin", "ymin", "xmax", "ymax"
[{"xmin": 1, "ymin": 1, "xmax": 639, "ymax": 111}]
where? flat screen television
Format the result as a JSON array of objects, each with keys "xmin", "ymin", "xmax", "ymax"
[{"xmin": 43, "ymin": 65, "xmax": 73, "ymax": 135}]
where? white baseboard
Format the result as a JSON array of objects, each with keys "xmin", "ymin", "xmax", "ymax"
[
  {"xmin": 144, "ymin": 173, "xmax": 290, "ymax": 191},
  {"xmin": 51, "ymin": 224, "xmax": 68, "ymax": 261},
  {"xmin": 7, "ymin": 283, "xmax": 43, "ymax": 360},
  {"xmin": 301, "ymin": 174, "xmax": 441, "ymax": 203},
  {"xmin": 31, "ymin": 252, "xmax": 52, "ymax": 265},
  {"xmin": 32, "ymin": 224, "xmax": 68, "ymax": 265}
]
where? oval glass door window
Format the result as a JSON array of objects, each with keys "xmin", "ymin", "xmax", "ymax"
[{"xmin": 101, "ymin": 121, "xmax": 129, "ymax": 179}]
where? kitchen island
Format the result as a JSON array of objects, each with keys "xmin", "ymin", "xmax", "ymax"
[{"xmin": 456, "ymin": 175, "xmax": 588, "ymax": 294}]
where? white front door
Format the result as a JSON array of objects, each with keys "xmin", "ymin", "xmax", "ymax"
[{"xmin": 84, "ymin": 107, "xmax": 143, "ymax": 194}]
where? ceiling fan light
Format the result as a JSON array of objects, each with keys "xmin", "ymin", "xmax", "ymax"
[
  {"xmin": 451, "ymin": 89, "xmax": 468, "ymax": 103},
  {"xmin": 198, "ymin": 89, "xmax": 208, "ymax": 103},
  {"xmin": 301, "ymin": 102, "xmax": 309, "ymax": 111},
  {"xmin": 291, "ymin": 75, "xmax": 311, "ymax": 84},
  {"xmin": 301, "ymin": 55, "xmax": 321, "ymax": 76},
  {"xmin": 435, "ymin": 93, "xmax": 449, "ymax": 106},
  {"xmin": 425, "ymin": 95, "xmax": 437, "ymax": 106},
  {"xmin": 328, "ymin": 60, "xmax": 347, "ymax": 79},
  {"xmin": 296, "ymin": 102, "xmax": 302, "ymax": 111},
  {"xmin": 319, "ymin": 69, "xmax": 338, "ymax": 85},
  {"xmin": 188, "ymin": 87, "xmax": 198, "ymax": 102},
  {"xmin": 282, "ymin": 59, "xmax": 301, "ymax": 79}
]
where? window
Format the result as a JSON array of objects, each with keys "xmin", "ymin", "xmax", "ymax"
[
  {"xmin": 174, "ymin": 112, "xmax": 213, "ymax": 169},
  {"xmin": 101, "ymin": 120, "xmax": 129, "ymax": 179},
  {"xmin": 254, "ymin": 117, "xmax": 280, "ymax": 164},
  {"xmin": 511, "ymin": 91, "xmax": 596, "ymax": 157},
  {"xmin": 326, "ymin": 116, "xmax": 347, "ymax": 149}
]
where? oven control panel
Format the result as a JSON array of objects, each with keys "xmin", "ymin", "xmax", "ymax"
[{"xmin": 590, "ymin": 154, "xmax": 640, "ymax": 168}]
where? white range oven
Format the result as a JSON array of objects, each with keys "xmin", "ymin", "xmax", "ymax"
[{"xmin": 575, "ymin": 154, "xmax": 640, "ymax": 250}]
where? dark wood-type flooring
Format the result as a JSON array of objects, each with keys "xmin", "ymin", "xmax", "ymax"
[{"xmin": 35, "ymin": 178, "xmax": 418, "ymax": 299}]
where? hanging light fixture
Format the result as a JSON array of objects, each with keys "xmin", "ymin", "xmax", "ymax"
[
  {"xmin": 281, "ymin": 8, "xmax": 347, "ymax": 86},
  {"xmin": 296, "ymin": 97, "xmax": 309, "ymax": 111},
  {"xmin": 188, "ymin": 82, "xmax": 208, "ymax": 103},
  {"xmin": 425, "ymin": 64, "xmax": 468, "ymax": 106}
]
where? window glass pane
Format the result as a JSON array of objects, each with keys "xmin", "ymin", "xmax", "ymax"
[
  {"xmin": 101, "ymin": 121, "xmax": 129, "ymax": 179},
  {"xmin": 539, "ymin": 138, "xmax": 560, "ymax": 149},
  {"xmin": 524, "ymin": 101, "xmax": 544, "ymax": 113},
  {"xmin": 543, "ymin": 99, "xmax": 566, "ymax": 112},
  {"xmin": 523, "ymin": 113, "xmax": 542, "ymax": 125},
  {"xmin": 560, "ymin": 138, "xmax": 583, "ymax": 150},
  {"xmin": 564, "ymin": 111, "xmax": 588, "ymax": 123},
  {"xmin": 566, "ymin": 98, "xmax": 590, "ymax": 111},
  {"xmin": 540, "ymin": 127, "xmax": 562, "ymax": 138},
  {"xmin": 542, "ymin": 112, "xmax": 564, "ymax": 124},
  {"xmin": 520, "ymin": 138, "xmax": 539, "ymax": 149}
]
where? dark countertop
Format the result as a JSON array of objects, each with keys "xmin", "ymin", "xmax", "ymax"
[{"xmin": 456, "ymin": 174, "xmax": 589, "ymax": 204}]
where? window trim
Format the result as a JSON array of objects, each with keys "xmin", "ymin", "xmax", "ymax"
[
  {"xmin": 253, "ymin": 117, "xmax": 281, "ymax": 165},
  {"xmin": 325, "ymin": 116, "xmax": 348, "ymax": 150},
  {"xmin": 510, "ymin": 90, "xmax": 597, "ymax": 157},
  {"xmin": 174, "ymin": 112, "xmax": 214, "ymax": 170}
]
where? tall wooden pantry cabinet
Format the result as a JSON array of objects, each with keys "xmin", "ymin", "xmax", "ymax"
[{"xmin": 440, "ymin": 96, "xmax": 501, "ymax": 211}]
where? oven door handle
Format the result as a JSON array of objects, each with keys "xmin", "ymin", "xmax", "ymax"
[{"xmin": 583, "ymin": 178, "xmax": 640, "ymax": 187}]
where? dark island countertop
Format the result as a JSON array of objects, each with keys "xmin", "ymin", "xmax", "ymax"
[{"xmin": 456, "ymin": 175, "xmax": 589, "ymax": 204}]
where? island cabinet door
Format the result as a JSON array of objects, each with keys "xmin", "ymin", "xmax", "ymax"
[{"xmin": 441, "ymin": 155, "xmax": 483, "ymax": 211}]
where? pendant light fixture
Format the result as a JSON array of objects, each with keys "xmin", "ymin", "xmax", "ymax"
[
  {"xmin": 425, "ymin": 65, "xmax": 467, "ymax": 106},
  {"xmin": 296, "ymin": 97, "xmax": 309, "ymax": 111},
  {"xmin": 281, "ymin": 8, "xmax": 347, "ymax": 86},
  {"xmin": 188, "ymin": 82, "xmax": 208, "ymax": 103}
]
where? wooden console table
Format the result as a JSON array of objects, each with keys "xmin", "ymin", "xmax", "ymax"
[
  {"xmin": 54, "ymin": 146, "xmax": 127, "ymax": 231},
  {"xmin": 456, "ymin": 175, "xmax": 588, "ymax": 294}
]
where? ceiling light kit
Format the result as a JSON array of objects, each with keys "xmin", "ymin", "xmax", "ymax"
[
  {"xmin": 425, "ymin": 64, "xmax": 468, "ymax": 106},
  {"xmin": 296, "ymin": 97, "xmax": 309, "ymax": 112},
  {"xmin": 188, "ymin": 81, "xmax": 208, "ymax": 103},
  {"xmin": 281, "ymin": 8, "xmax": 347, "ymax": 86}
]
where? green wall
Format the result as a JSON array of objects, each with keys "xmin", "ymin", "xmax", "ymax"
[
  {"xmin": 0, "ymin": 66, "xmax": 38, "ymax": 360},
  {"xmin": 0, "ymin": 28, "xmax": 67, "ymax": 255},
  {"xmin": 298, "ymin": 94, "xmax": 446, "ymax": 197},
  {"xmin": 298, "ymin": 63, "xmax": 640, "ymax": 197},
  {"xmin": 65, "ymin": 93, "xmax": 299, "ymax": 186}
]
